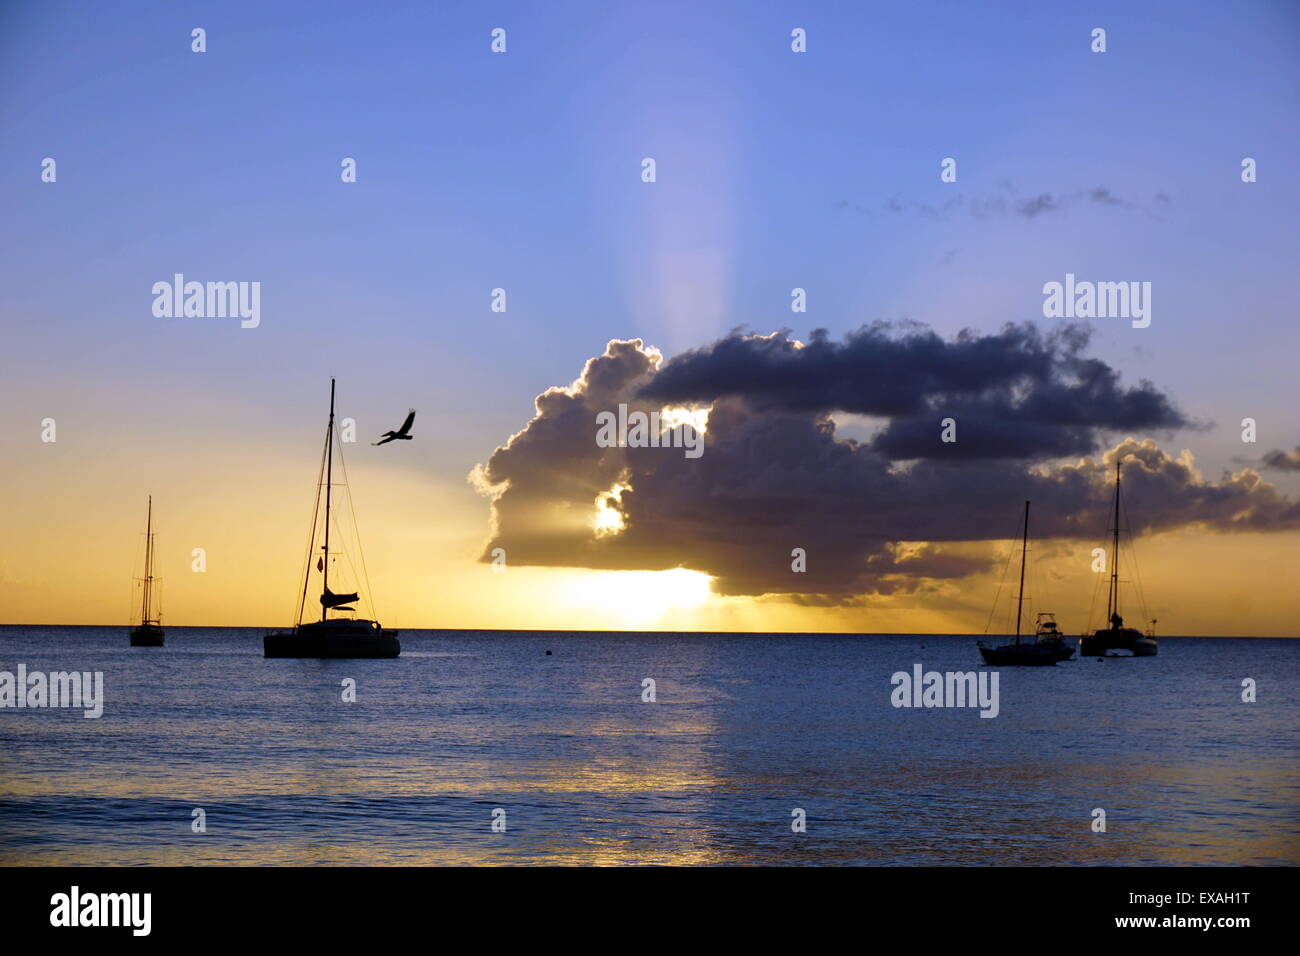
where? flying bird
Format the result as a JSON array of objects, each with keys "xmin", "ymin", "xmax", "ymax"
[{"xmin": 373, "ymin": 409, "xmax": 416, "ymax": 446}]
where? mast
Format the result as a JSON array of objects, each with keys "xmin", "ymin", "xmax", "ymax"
[
  {"xmin": 141, "ymin": 496, "xmax": 153, "ymax": 625},
  {"xmin": 1015, "ymin": 500, "xmax": 1029, "ymax": 643},
  {"xmin": 322, "ymin": 378, "xmax": 335, "ymax": 622},
  {"xmin": 1106, "ymin": 461, "xmax": 1121, "ymax": 624}
]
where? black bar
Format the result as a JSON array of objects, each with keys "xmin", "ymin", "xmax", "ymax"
[{"xmin": 1, "ymin": 866, "xmax": 1283, "ymax": 942}]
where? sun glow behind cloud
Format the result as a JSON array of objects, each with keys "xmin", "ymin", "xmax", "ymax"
[
  {"xmin": 590, "ymin": 408, "xmax": 708, "ymax": 539},
  {"xmin": 659, "ymin": 405, "xmax": 710, "ymax": 435},
  {"xmin": 593, "ymin": 480, "xmax": 631, "ymax": 537},
  {"xmin": 559, "ymin": 568, "xmax": 714, "ymax": 628}
]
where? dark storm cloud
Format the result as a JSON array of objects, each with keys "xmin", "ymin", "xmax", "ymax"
[
  {"xmin": 641, "ymin": 322, "xmax": 1188, "ymax": 459},
  {"xmin": 1261, "ymin": 447, "xmax": 1300, "ymax": 472},
  {"xmin": 472, "ymin": 330, "xmax": 1299, "ymax": 602}
]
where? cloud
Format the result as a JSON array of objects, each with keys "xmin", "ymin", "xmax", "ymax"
[
  {"xmin": 641, "ymin": 322, "xmax": 1189, "ymax": 459},
  {"xmin": 838, "ymin": 182, "xmax": 1159, "ymax": 222},
  {"xmin": 472, "ymin": 327, "xmax": 1298, "ymax": 602},
  {"xmin": 1261, "ymin": 446, "xmax": 1300, "ymax": 472},
  {"xmin": 1087, "ymin": 186, "xmax": 1133, "ymax": 209}
]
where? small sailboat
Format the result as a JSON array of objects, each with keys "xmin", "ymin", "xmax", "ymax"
[
  {"xmin": 129, "ymin": 496, "xmax": 164, "ymax": 646},
  {"xmin": 264, "ymin": 379, "xmax": 400, "ymax": 659},
  {"xmin": 1078, "ymin": 461, "xmax": 1157, "ymax": 657},
  {"xmin": 978, "ymin": 500, "xmax": 1074, "ymax": 666}
]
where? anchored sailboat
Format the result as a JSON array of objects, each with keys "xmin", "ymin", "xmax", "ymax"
[
  {"xmin": 264, "ymin": 379, "xmax": 400, "ymax": 659},
  {"xmin": 977, "ymin": 500, "xmax": 1074, "ymax": 666},
  {"xmin": 129, "ymin": 496, "xmax": 164, "ymax": 646},
  {"xmin": 1078, "ymin": 461, "xmax": 1157, "ymax": 657}
]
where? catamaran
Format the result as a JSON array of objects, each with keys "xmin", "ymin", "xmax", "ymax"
[
  {"xmin": 129, "ymin": 496, "xmax": 164, "ymax": 646},
  {"xmin": 977, "ymin": 500, "xmax": 1074, "ymax": 666},
  {"xmin": 264, "ymin": 379, "xmax": 400, "ymax": 659},
  {"xmin": 1078, "ymin": 461, "xmax": 1157, "ymax": 657}
]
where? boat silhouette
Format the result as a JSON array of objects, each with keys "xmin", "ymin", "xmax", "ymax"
[
  {"xmin": 1078, "ymin": 461, "xmax": 1157, "ymax": 657},
  {"xmin": 264, "ymin": 379, "xmax": 400, "ymax": 659},
  {"xmin": 128, "ymin": 496, "xmax": 164, "ymax": 646},
  {"xmin": 977, "ymin": 500, "xmax": 1074, "ymax": 666}
]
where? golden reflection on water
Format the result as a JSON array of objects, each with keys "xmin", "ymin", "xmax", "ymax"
[
  {"xmin": 11, "ymin": 760, "xmax": 1293, "ymax": 867},
  {"xmin": 5, "ymin": 750, "xmax": 1297, "ymax": 865},
  {"xmin": 6, "ymin": 713, "xmax": 1299, "ymax": 865}
]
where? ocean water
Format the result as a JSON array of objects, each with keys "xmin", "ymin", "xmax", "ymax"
[{"xmin": 0, "ymin": 626, "xmax": 1296, "ymax": 866}]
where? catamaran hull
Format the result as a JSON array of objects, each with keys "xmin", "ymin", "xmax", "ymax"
[
  {"xmin": 129, "ymin": 625, "xmax": 164, "ymax": 647},
  {"xmin": 1078, "ymin": 628, "xmax": 1157, "ymax": 657},
  {"xmin": 264, "ymin": 630, "xmax": 400, "ymax": 659},
  {"xmin": 978, "ymin": 643, "xmax": 1074, "ymax": 666}
]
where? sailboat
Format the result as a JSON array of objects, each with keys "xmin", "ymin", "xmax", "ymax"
[
  {"xmin": 1078, "ymin": 461, "xmax": 1157, "ymax": 657},
  {"xmin": 264, "ymin": 379, "xmax": 400, "ymax": 659},
  {"xmin": 977, "ymin": 500, "xmax": 1074, "ymax": 666},
  {"xmin": 129, "ymin": 496, "xmax": 164, "ymax": 646}
]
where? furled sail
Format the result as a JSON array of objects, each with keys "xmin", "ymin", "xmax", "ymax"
[{"xmin": 321, "ymin": 588, "xmax": 359, "ymax": 609}]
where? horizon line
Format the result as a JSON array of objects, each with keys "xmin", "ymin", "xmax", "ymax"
[{"xmin": 1, "ymin": 623, "xmax": 1296, "ymax": 639}]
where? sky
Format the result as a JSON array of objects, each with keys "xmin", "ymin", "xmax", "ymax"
[{"xmin": 1, "ymin": 0, "xmax": 1298, "ymax": 634}]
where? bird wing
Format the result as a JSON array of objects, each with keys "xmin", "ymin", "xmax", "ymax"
[
  {"xmin": 372, "ymin": 434, "xmax": 395, "ymax": 446},
  {"xmin": 397, "ymin": 409, "xmax": 416, "ymax": 435}
]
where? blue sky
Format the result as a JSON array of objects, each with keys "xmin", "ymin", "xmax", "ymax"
[{"xmin": 3, "ymin": 1, "xmax": 1297, "ymax": 476}]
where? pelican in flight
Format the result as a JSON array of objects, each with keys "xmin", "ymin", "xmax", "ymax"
[{"xmin": 373, "ymin": 409, "xmax": 416, "ymax": 445}]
